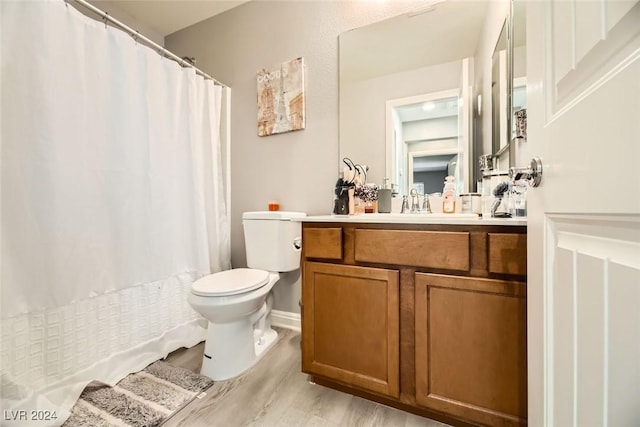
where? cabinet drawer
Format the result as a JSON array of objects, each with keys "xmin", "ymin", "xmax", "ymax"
[
  {"xmin": 488, "ymin": 233, "xmax": 527, "ymax": 276},
  {"xmin": 354, "ymin": 229, "xmax": 469, "ymax": 271},
  {"xmin": 303, "ymin": 227, "xmax": 342, "ymax": 260}
]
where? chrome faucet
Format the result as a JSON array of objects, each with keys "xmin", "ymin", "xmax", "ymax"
[
  {"xmin": 422, "ymin": 194, "xmax": 431, "ymax": 213},
  {"xmin": 400, "ymin": 195, "xmax": 410, "ymax": 213},
  {"xmin": 410, "ymin": 189, "xmax": 419, "ymax": 213}
]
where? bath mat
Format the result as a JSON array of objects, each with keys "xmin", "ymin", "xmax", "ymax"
[{"xmin": 62, "ymin": 361, "xmax": 214, "ymax": 427}]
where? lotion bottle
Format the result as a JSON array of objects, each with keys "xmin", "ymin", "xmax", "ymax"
[{"xmin": 442, "ymin": 176, "xmax": 456, "ymax": 214}]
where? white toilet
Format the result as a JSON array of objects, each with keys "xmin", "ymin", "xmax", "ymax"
[{"xmin": 188, "ymin": 211, "xmax": 305, "ymax": 381}]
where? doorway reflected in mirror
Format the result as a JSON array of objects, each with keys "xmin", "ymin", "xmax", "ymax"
[{"xmin": 386, "ymin": 91, "xmax": 463, "ymax": 196}]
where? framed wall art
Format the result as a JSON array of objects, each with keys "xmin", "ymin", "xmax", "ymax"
[{"xmin": 257, "ymin": 57, "xmax": 305, "ymax": 137}]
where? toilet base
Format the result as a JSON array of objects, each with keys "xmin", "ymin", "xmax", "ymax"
[{"xmin": 200, "ymin": 317, "xmax": 278, "ymax": 381}]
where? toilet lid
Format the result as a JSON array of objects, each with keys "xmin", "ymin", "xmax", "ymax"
[{"xmin": 191, "ymin": 268, "xmax": 270, "ymax": 297}]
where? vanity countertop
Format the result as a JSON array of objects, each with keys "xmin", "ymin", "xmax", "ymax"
[{"xmin": 296, "ymin": 213, "xmax": 526, "ymax": 226}]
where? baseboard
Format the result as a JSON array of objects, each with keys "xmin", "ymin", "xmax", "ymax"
[{"xmin": 271, "ymin": 309, "xmax": 301, "ymax": 332}]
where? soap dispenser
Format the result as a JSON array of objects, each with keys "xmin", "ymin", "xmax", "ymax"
[
  {"xmin": 378, "ymin": 178, "xmax": 392, "ymax": 213},
  {"xmin": 442, "ymin": 176, "xmax": 456, "ymax": 214}
]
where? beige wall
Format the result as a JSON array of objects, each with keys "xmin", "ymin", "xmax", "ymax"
[{"xmin": 166, "ymin": 1, "xmax": 426, "ymax": 313}]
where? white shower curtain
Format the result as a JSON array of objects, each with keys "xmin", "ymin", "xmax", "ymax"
[{"xmin": 0, "ymin": 1, "xmax": 230, "ymax": 424}]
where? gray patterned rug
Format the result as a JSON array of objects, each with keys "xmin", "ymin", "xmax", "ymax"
[{"xmin": 63, "ymin": 361, "xmax": 214, "ymax": 427}]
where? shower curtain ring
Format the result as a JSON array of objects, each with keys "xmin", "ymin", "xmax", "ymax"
[
  {"xmin": 102, "ymin": 12, "xmax": 108, "ymax": 29},
  {"xmin": 132, "ymin": 30, "xmax": 140, "ymax": 45}
]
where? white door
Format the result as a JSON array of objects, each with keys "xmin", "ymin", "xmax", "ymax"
[{"xmin": 526, "ymin": 1, "xmax": 640, "ymax": 426}]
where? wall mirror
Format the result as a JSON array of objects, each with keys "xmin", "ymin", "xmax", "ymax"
[
  {"xmin": 491, "ymin": 0, "xmax": 526, "ymax": 167},
  {"xmin": 339, "ymin": 1, "xmax": 488, "ymax": 196}
]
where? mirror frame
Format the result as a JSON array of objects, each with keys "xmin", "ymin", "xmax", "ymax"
[
  {"xmin": 492, "ymin": 16, "xmax": 513, "ymax": 162},
  {"xmin": 510, "ymin": 0, "xmax": 527, "ymax": 146},
  {"xmin": 491, "ymin": 20, "xmax": 509, "ymax": 157},
  {"xmin": 507, "ymin": 0, "xmax": 516, "ymax": 168}
]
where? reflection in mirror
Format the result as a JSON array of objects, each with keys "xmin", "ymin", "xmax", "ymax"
[
  {"xmin": 339, "ymin": 2, "xmax": 488, "ymax": 196},
  {"xmin": 411, "ymin": 154, "xmax": 458, "ymax": 194},
  {"xmin": 511, "ymin": 0, "xmax": 527, "ymax": 141},
  {"xmin": 491, "ymin": 20, "xmax": 509, "ymax": 155},
  {"xmin": 387, "ymin": 90, "xmax": 462, "ymax": 196}
]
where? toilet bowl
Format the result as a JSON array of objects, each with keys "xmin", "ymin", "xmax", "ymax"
[{"xmin": 188, "ymin": 211, "xmax": 305, "ymax": 381}]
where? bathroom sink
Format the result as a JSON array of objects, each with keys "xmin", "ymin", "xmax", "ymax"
[
  {"xmin": 297, "ymin": 213, "xmax": 526, "ymax": 226},
  {"xmin": 365, "ymin": 213, "xmax": 480, "ymax": 220}
]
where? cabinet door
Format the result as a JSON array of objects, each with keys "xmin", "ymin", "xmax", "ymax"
[
  {"xmin": 302, "ymin": 262, "xmax": 399, "ymax": 398},
  {"xmin": 415, "ymin": 273, "xmax": 527, "ymax": 426}
]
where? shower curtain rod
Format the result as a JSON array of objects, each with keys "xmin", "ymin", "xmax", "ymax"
[{"xmin": 68, "ymin": 0, "xmax": 228, "ymax": 88}]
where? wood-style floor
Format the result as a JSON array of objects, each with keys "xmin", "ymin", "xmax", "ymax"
[{"xmin": 162, "ymin": 328, "xmax": 449, "ymax": 427}]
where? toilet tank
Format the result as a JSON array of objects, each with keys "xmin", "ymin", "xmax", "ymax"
[{"xmin": 242, "ymin": 211, "xmax": 306, "ymax": 272}]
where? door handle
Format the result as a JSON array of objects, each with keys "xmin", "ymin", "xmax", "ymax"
[{"xmin": 509, "ymin": 157, "xmax": 543, "ymax": 187}]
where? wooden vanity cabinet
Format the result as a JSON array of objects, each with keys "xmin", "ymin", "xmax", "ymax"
[
  {"xmin": 302, "ymin": 262, "xmax": 399, "ymax": 397},
  {"xmin": 301, "ymin": 222, "xmax": 528, "ymax": 427},
  {"xmin": 415, "ymin": 273, "xmax": 527, "ymax": 426}
]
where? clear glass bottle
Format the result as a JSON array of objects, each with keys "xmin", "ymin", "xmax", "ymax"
[{"xmin": 442, "ymin": 176, "xmax": 456, "ymax": 213}]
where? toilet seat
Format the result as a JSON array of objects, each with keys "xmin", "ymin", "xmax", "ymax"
[{"xmin": 191, "ymin": 268, "xmax": 270, "ymax": 297}]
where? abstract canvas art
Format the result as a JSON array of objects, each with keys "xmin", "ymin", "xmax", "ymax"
[{"xmin": 257, "ymin": 57, "xmax": 305, "ymax": 136}]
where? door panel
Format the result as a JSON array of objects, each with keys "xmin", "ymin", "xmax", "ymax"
[
  {"xmin": 546, "ymin": 215, "xmax": 640, "ymax": 426},
  {"xmin": 415, "ymin": 273, "xmax": 527, "ymax": 426},
  {"xmin": 527, "ymin": 1, "xmax": 640, "ymax": 425},
  {"xmin": 301, "ymin": 262, "xmax": 400, "ymax": 398},
  {"xmin": 551, "ymin": 0, "xmax": 640, "ymax": 109}
]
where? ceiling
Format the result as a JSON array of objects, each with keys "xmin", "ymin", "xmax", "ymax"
[
  {"xmin": 397, "ymin": 96, "xmax": 459, "ymax": 123},
  {"xmin": 92, "ymin": 0, "xmax": 249, "ymax": 37}
]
